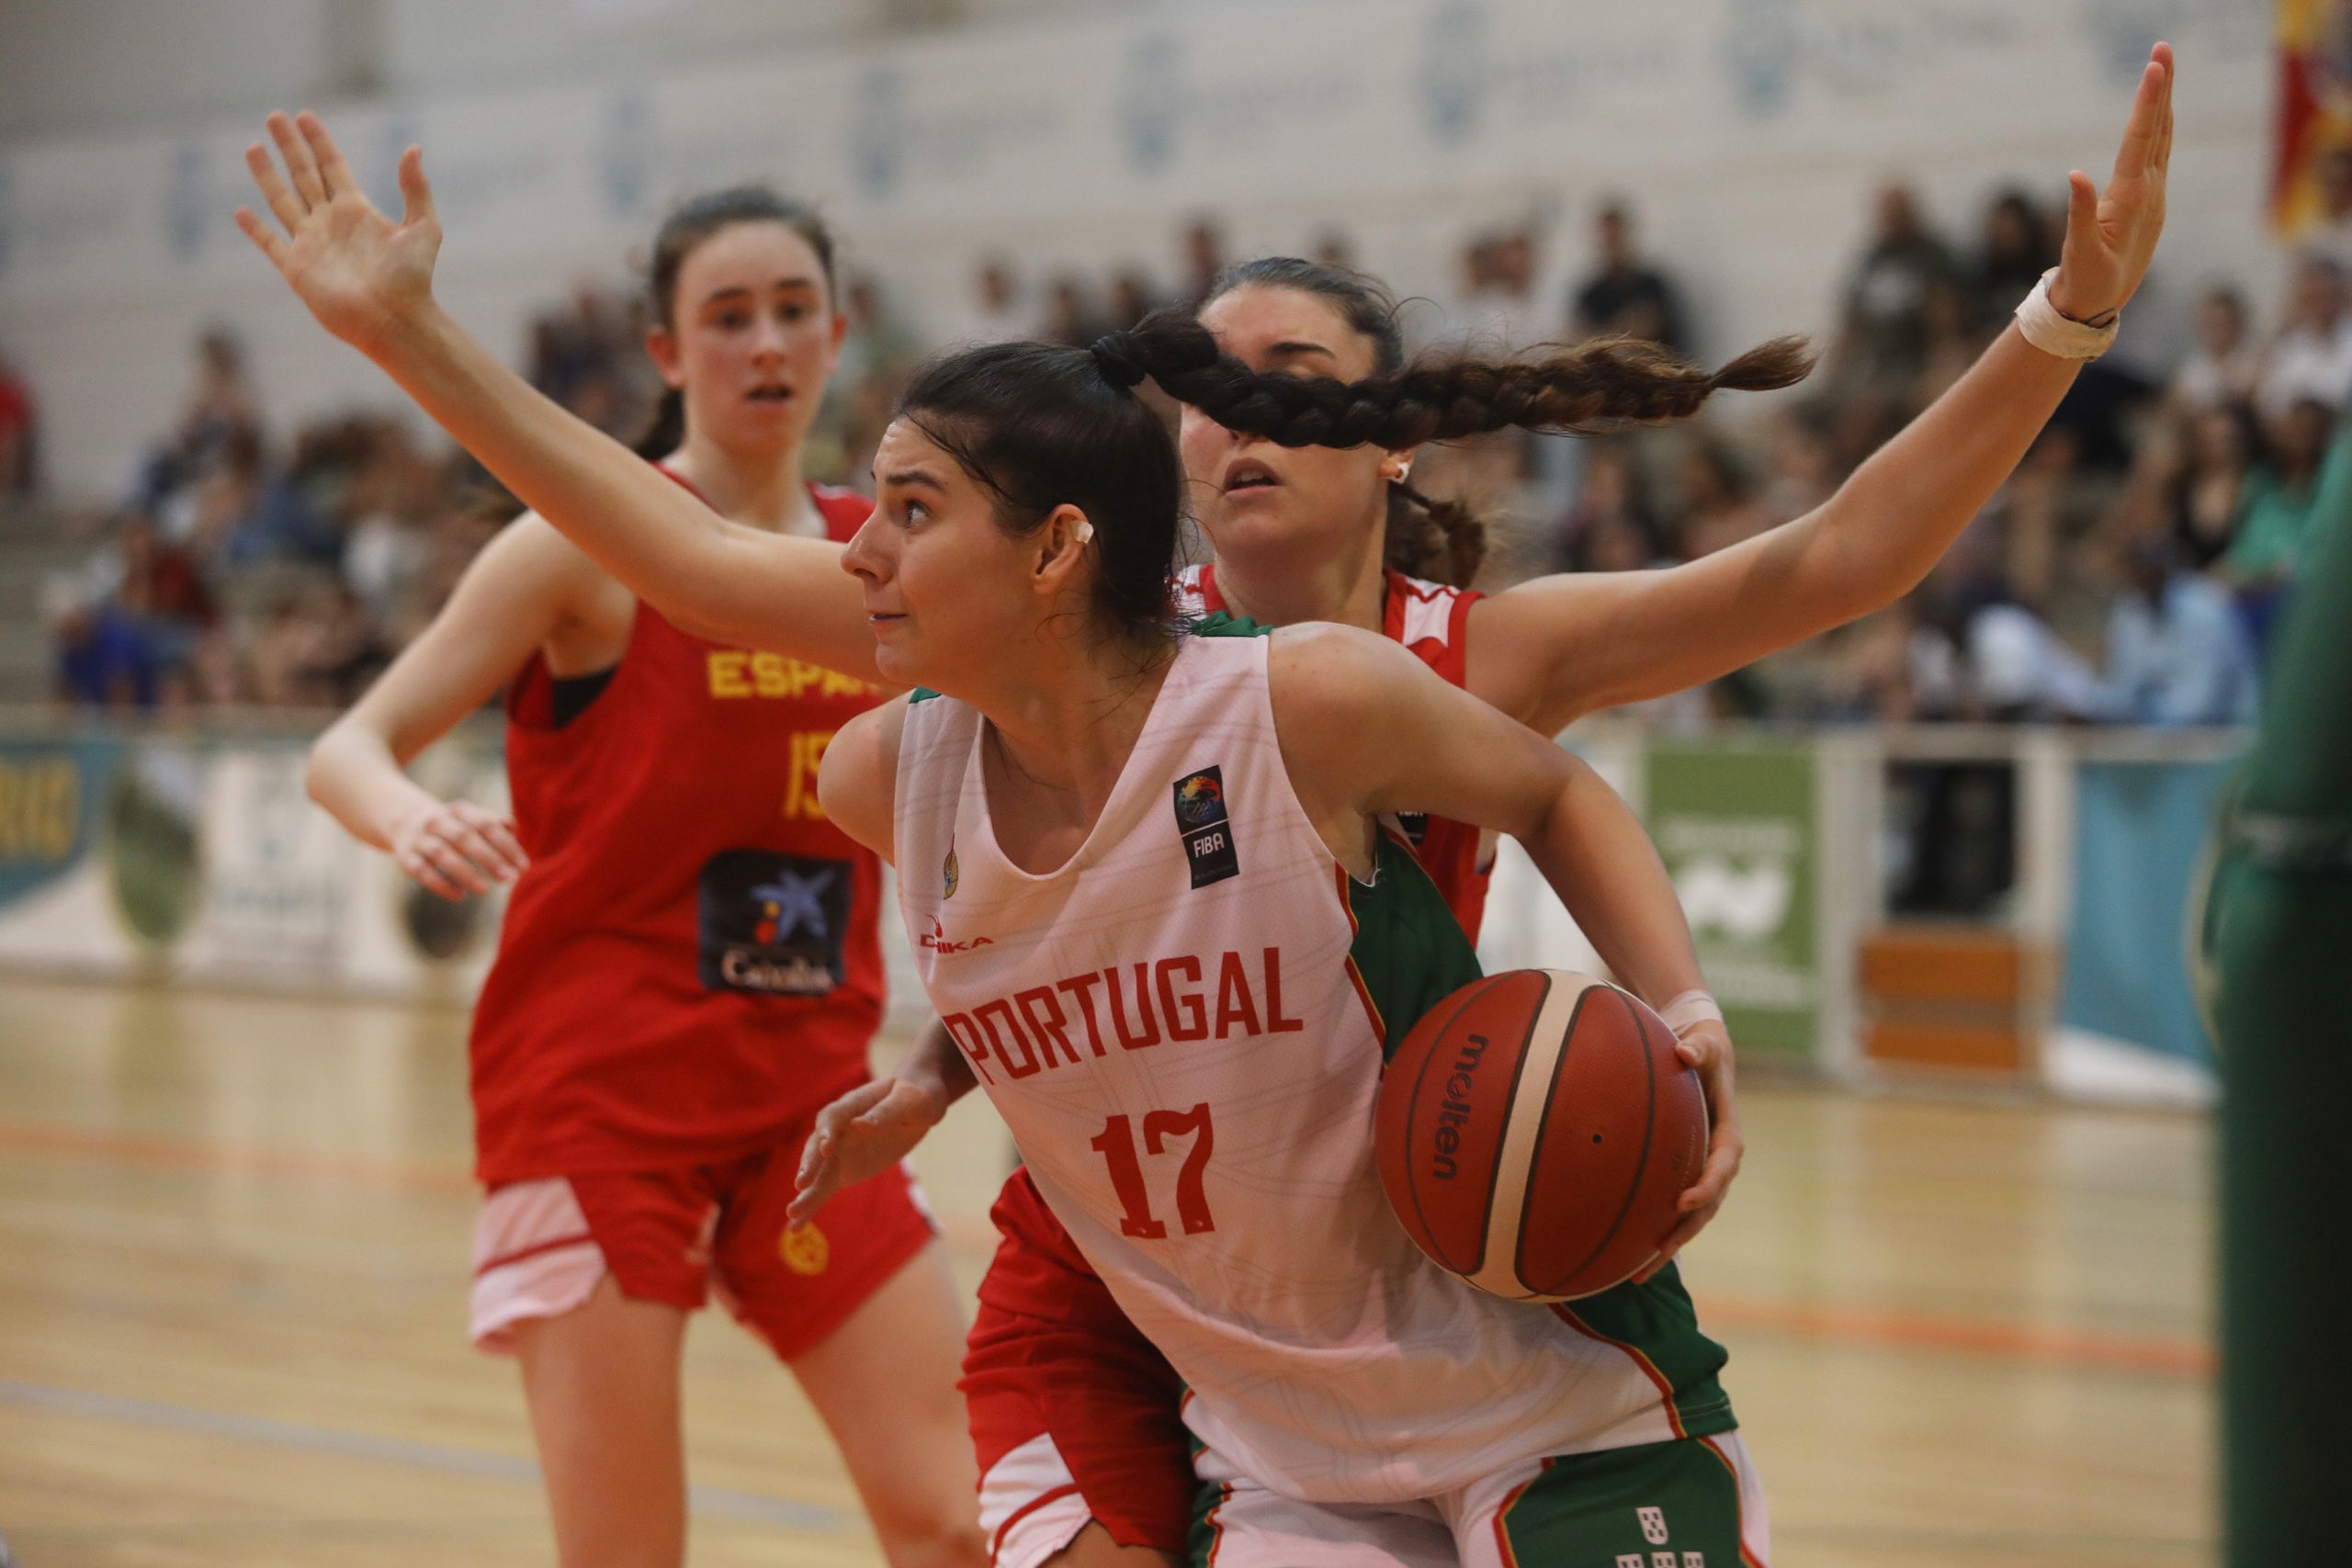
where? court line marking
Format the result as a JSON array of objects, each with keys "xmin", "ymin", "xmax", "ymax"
[
  {"xmin": 0, "ymin": 1377, "xmax": 850, "ymax": 1532},
  {"xmin": 0, "ymin": 1116, "xmax": 2216, "ymax": 1380}
]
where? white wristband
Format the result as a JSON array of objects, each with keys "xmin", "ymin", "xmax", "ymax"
[
  {"xmin": 1657, "ymin": 988, "xmax": 1724, "ymax": 1038},
  {"xmin": 2013, "ymin": 269, "xmax": 2119, "ymax": 361}
]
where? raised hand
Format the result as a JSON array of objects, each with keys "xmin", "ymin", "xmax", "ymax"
[
  {"xmin": 235, "ymin": 111, "xmax": 442, "ymax": 359},
  {"xmin": 387, "ymin": 795, "xmax": 526, "ymax": 901},
  {"xmin": 2050, "ymin": 41, "xmax": 2174, "ymax": 321}
]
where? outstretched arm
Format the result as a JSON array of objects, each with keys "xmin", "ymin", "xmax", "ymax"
[
  {"xmin": 305, "ymin": 515, "xmax": 594, "ymax": 897},
  {"xmin": 1471, "ymin": 43, "xmax": 2174, "ymax": 735},
  {"xmin": 236, "ymin": 111, "xmax": 879, "ymax": 677},
  {"xmin": 1272, "ymin": 625, "xmax": 1739, "ymax": 1272}
]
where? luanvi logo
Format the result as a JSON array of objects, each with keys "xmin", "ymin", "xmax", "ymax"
[{"xmin": 922, "ymin": 914, "xmax": 994, "ymax": 954}]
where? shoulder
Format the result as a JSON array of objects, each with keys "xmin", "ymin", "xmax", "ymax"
[
  {"xmin": 1267, "ymin": 621, "xmax": 1432, "ymax": 716},
  {"xmin": 818, "ymin": 694, "xmax": 912, "ymax": 863}
]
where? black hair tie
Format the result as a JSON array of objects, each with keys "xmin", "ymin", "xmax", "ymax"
[{"xmin": 1091, "ymin": 332, "xmax": 1148, "ymax": 390}]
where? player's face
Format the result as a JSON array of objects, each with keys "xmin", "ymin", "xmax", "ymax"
[
  {"xmin": 652, "ymin": 220, "xmax": 845, "ymax": 457},
  {"xmin": 1180, "ymin": 284, "xmax": 1405, "ymax": 583},
  {"xmin": 848, "ymin": 419, "xmax": 1042, "ymax": 687}
]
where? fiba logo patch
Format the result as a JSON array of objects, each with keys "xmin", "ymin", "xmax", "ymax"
[
  {"xmin": 1172, "ymin": 765, "xmax": 1239, "ymax": 889},
  {"xmin": 780, "ymin": 1221, "xmax": 830, "ymax": 1276},
  {"xmin": 852, "ymin": 63, "xmax": 909, "ymax": 199},
  {"xmin": 698, "ymin": 850, "xmax": 852, "ymax": 995},
  {"xmin": 1120, "ymin": 34, "xmax": 1184, "ymax": 174},
  {"xmin": 1419, "ymin": 1, "xmax": 1489, "ymax": 148},
  {"xmin": 943, "ymin": 843, "xmax": 958, "ymax": 900}
]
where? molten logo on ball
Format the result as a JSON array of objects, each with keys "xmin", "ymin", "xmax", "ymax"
[{"xmin": 1430, "ymin": 1032, "xmax": 1488, "ymax": 1181}]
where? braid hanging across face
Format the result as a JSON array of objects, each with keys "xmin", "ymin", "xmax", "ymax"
[{"xmin": 1114, "ymin": 311, "xmax": 1815, "ymax": 451}]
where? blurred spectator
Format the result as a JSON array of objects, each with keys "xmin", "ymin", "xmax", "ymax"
[
  {"xmin": 2098, "ymin": 534, "xmax": 2259, "ymax": 725},
  {"xmin": 143, "ymin": 328, "xmax": 262, "ymax": 531},
  {"xmin": 1106, "ymin": 269, "xmax": 1162, "ymax": 330},
  {"xmin": 1759, "ymin": 404, "xmax": 1845, "ymax": 521},
  {"xmin": 1911, "ymin": 277, "xmax": 1984, "ymax": 411},
  {"xmin": 2222, "ymin": 395, "xmax": 2332, "ymax": 654},
  {"xmin": 2256, "ymin": 254, "xmax": 2352, "ymax": 419},
  {"xmin": 2300, "ymin": 144, "xmax": 2352, "ymax": 274},
  {"xmin": 1550, "ymin": 440, "xmax": 1659, "ymax": 572},
  {"xmin": 0, "ymin": 348, "xmax": 35, "ymax": 496},
  {"xmin": 1040, "ymin": 276, "xmax": 1107, "ymax": 348},
  {"xmin": 53, "ymin": 585, "xmax": 161, "ymax": 711},
  {"xmin": 1835, "ymin": 184, "xmax": 1958, "ymax": 392},
  {"xmin": 114, "ymin": 510, "xmax": 215, "ymax": 669},
  {"xmin": 1674, "ymin": 436, "xmax": 1774, "ymax": 560},
  {"xmin": 2166, "ymin": 400, "xmax": 2261, "ymax": 570},
  {"xmin": 1180, "ymin": 217, "xmax": 1227, "ymax": 304},
  {"xmin": 1310, "ymin": 229, "xmax": 1357, "ymax": 273},
  {"xmin": 1967, "ymin": 188, "xmax": 2059, "ymax": 331},
  {"xmin": 1569, "ymin": 200, "xmax": 1686, "ymax": 352},
  {"xmin": 1448, "ymin": 225, "xmax": 1543, "ymax": 346},
  {"xmin": 964, "ymin": 255, "xmax": 1035, "ymax": 344},
  {"xmin": 2171, "ymin": 285, "xmax": 2261, "ymax": 413}
]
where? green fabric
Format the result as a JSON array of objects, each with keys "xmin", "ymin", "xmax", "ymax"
[
  {"xmin": 2222, "ymin": 467, "xmax": 2318, "ymax": 582},
  {"xmin": 1346, "ymin": 831, "xmax": 1484, "ymax": 1063},
  {"xmin": 1498, "ymin": 1437, "xmax": 1751, "ymax": 1568},
  {"xmin": 1559, "ymin": 1266, "xmax": 1736, "ymax": 1441},
  {"xmin": 2214, "ymin": 407, "xmax": 2352, "ymax": 1566},
  {"xmin": 907, "ymin": 686, "xmax": 943, "ymax": 704}
]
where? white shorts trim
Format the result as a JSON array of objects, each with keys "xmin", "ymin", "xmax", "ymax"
[
  {"xmin": 979, "ymin": 1432, "xmax": 1094, "ymax": 1568},
  {"xmin": 469, "ymin": 1177, "xmax": 608, "ymax": 1354}
]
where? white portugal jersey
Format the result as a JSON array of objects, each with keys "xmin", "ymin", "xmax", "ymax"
[{"xmin": 896, "ymin": 624, "xmax": 1734, "ymax": 1504}]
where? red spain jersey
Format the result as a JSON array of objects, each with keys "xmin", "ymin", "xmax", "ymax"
[
  {"xmin": 469, "ymin": 479, "xmax": 885, "ymax": 1184},
  {"xmin": 1174, "ymin": 561, "xmax": 1494, "ymax": 941}
]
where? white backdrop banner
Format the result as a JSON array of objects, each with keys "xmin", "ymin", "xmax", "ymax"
[{"xmin": 0, "ymin": 0, "xmax": 2274, "ymax": 494}]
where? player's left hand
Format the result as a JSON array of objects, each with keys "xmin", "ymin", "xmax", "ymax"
[
  {"xmin": 2047, "ymin": 40, "xmax": 2173, "ymax": 321},
  {"xmin": 1634, "ymin": 1018, "xmax": 1743, "ymax": 1283}
]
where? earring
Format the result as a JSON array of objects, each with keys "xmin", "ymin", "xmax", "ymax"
[{"xmin": 1387, "ymin": 463, "xmax": 1413, "ymax": 485}]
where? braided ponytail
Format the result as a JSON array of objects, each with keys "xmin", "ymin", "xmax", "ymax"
[{"xmin": 1122, "ymin": 310, "xmax": 1814, "ymax": 450}]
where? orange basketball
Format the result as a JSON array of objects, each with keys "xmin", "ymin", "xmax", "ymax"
[{"xmin": 1374, "ymin": 969, "xmax": 1708, "ymax": 1302}]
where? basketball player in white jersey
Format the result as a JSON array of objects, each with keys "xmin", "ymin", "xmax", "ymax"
[{"xmin": 813, "ymin": 330, "xmax": 1770, "ymax": 1564}]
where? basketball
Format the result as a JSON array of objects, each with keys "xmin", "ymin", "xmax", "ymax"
[{"xmin": 1375, "ymin": 969, "xmax": 1708, "ymax": 1302}]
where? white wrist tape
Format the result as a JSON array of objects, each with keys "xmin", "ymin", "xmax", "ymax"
[
  {"xmin": 1657, "ymin": 988, "xmax": 1724, "ymax": 1038},
  {"xmin": 2014, "ymin": 269, "xmax": 2120, "ymax": 360}
]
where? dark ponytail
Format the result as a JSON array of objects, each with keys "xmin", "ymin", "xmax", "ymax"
[
  {"xmin": 1184, "ymin": 257, "xmax": 1805, "ymax": 590},
  {"xmin": 629, "ymin": 186, "xmax": 839, "ymax": 459},
  {"xmin": 1117, "ymin": 309, "xmax": 1814, "ymax": 452}
]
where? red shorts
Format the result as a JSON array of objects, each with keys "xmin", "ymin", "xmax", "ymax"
[
  {"xmin": 960, "ymin": 1167, "xmax": 1193, "ymax": 1568},
  {"xmin": 471, "ymin": 1120, "xmax": 936, "ymax": 1362}
]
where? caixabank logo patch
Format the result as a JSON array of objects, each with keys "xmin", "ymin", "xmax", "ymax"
[
  {"xmin": 1172, "ymin": 766, "xmax": 1239, "ymax": 889},
  {"xmin": 699, "ymin": 850, "xmax": 851, "ymax": 996}
]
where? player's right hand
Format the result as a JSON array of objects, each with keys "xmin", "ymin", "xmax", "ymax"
[
  {"xmin": 387, "ymin": 797, "xmax": 526, "ymax": 900},
  {"xmin": 236, "ymin": 110, "xmax": 442, "ymax": 360},
  {"xmin": 790, "ymin": 1077, "xmax": 948, "ymax": 1229}
]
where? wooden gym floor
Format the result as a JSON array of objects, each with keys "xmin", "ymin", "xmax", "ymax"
[{"xmin": 0, "ymin": 976, "xmax": 2211, "ymax": 1567}]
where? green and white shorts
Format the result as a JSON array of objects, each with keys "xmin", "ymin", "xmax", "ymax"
[{"xmin": 1189, "ymin": 1432, "xmax": 1768, "ymax": 1567}]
